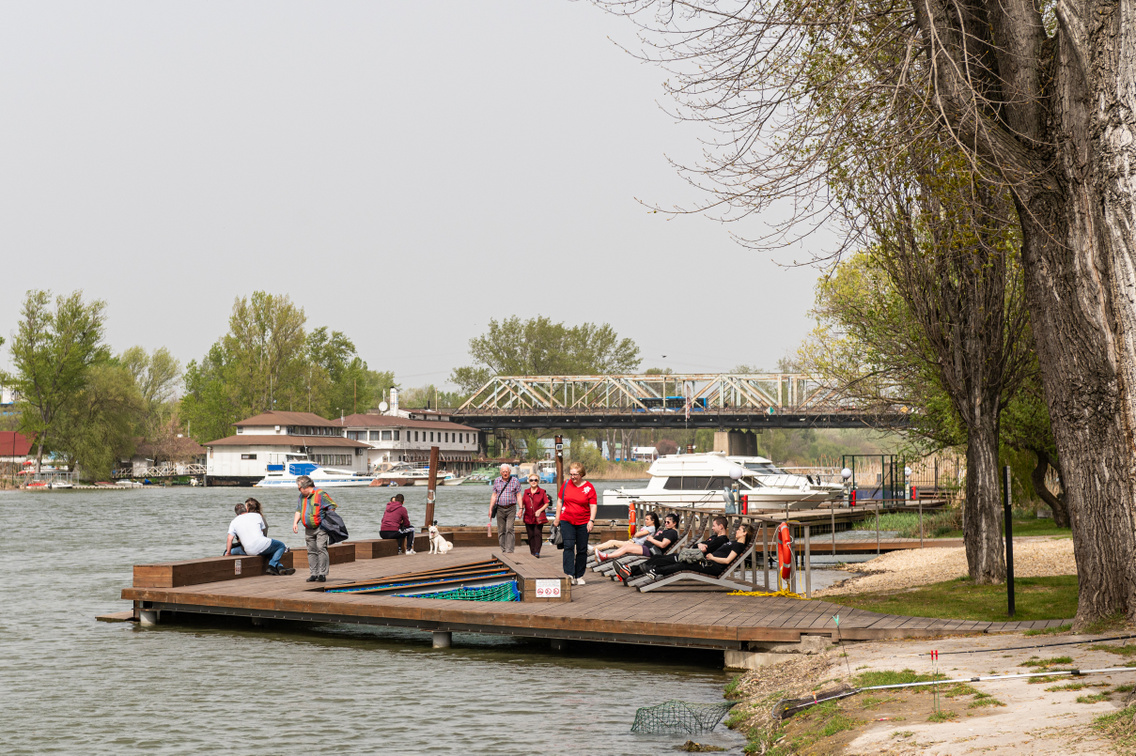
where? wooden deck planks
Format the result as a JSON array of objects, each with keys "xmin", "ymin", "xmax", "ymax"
[{"xmin": 121, "ymin": 544, "xmax": 1075, "ymax": 648}]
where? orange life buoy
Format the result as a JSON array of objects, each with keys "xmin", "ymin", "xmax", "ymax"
[
  {"xmin": 628, "ymin": 501, "xmax": 637, "ymax": 539},
  {"xmin": 775, "ymin": 522, "xmax": 794, "ymax": 582}
]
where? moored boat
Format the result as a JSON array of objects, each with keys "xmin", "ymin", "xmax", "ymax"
[{"xmin": 254, "ymin": 462, "xmax": 377, "ymax": 488}]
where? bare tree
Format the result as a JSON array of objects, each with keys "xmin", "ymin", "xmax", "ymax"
[{"xmin": 595, "ymin": 0, "xmax": 1136, "ymax": 625}]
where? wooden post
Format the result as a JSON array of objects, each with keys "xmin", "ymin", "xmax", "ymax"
[
  {"xmin": 425, "ymin": 445, "xmax": 440, "ymax": 528},
  {"xmin": 762, "ymin": 522, "xmax": 769, "ymax": 590},
  {"xmin": 804, "ymin": 524, "xmax": 812, "ymax": 599}
]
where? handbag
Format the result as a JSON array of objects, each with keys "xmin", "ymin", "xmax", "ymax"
[
  {"xmin": 677, "ymin": 547, "xmax": 706, "ymax": 564},
  {"xmin": 549, "ymin": 523, "xmax": 564, "ymax": 549}
]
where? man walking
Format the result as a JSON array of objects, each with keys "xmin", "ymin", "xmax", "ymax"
[
  {"xmin": 226, "ymin": 504, "xmax": 294, "ymax": 575},
  {"xmin": 488, "ymin": 463, "xmax": 522, "ymax": 553},
  {"xmin": 292, "ymin": 474, "xmax": 336, "ymax": 583}
]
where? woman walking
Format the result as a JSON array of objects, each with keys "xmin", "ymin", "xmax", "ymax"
[
  {"xmin": 521, "ymin": 474, "xmax": 551, "ymax": 557},
  {"xmin": 554, "ymin": 461, "xmax": 597, "ymax": 585}
]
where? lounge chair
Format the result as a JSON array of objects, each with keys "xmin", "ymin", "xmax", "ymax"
[{"xmin": 634, "ymin": 539, "xmax": 759, "ymax": 593}]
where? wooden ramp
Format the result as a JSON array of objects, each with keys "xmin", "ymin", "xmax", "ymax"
[{"xmin": 118, "ymin": 544, "xmax": 1069, "ymax": 650}]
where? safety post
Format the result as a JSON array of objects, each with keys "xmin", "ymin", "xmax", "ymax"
[
  {"xmin": 425, "ymin": 445, "xmax": 440, "ymax": 529},
  {"xmin": 554, "ymin": 435, "xmax": 564, "ymax": 516},
  {"xmin": 803, "ymin": 524, "xmax": 812, "ymax": 598},
  {"xmin": 762, "ymin": 522, "xmax": 770, "ymax": 590},
  {"xmin": 1004, "ymin": 465, "xmax": 1015, "ymax": 618}
]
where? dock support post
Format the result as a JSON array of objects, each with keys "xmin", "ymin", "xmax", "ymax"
[
  {"xmin": 139, "ymin": 609, "xmax": 159, "ymax": 626},
  {"xmin": 551, "ymin": 639, "xmax": 566, "ymax": 652},
  {"xmin": 432, "ymin": 631, "xmax": 452, "ymax": 649}
]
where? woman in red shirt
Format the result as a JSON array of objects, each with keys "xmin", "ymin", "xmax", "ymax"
[
  {"xmin": 554, "ymin": 461, "xmax": 597, "ymax": 585},
  {"xmin": 521, "ymin": 474, "xmax": 551, "ymax": 557}
]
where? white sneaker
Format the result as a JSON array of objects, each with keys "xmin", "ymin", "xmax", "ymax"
[
  {"xmin": 570, "ymin": 577, "xmax": 577, "ymax": 585},
  {"xmin": 587, "ymin": 545, "xmax": 595, "ymax": 554},
  {"xmin": 575, "ymin": 578, "xmax": 586, "ymax": 586},
  {"xmin": 406, "ymin": 549, "xmax": 416, "ymax": 555}
]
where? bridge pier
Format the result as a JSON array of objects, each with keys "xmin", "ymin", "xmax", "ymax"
[{"xmin": 714, "ymin": 430, "xmax": 759, "ymax": 456}]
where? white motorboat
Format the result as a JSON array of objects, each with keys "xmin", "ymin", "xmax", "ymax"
[
  {"xmin": 370, "ymin": 462, "xmax": 465, "ymax": 487},
  {"xmin": 254, "ymin": 462, "xmax": 377, "ymax": 488},
  {"xmin": 602, "ymin": 452, "xmax": 844, "ymax": 512}
]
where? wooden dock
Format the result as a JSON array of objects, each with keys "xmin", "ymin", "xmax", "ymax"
[{"xmin": 117, "ymin": 540, "xmax": 1068, "ymax": 653}]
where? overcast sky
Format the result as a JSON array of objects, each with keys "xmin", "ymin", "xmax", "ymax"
[{"xmin": 0, "ymin": 1, "xmax": 829, "ymax": 387}]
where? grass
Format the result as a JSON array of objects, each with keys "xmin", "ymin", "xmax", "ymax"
[
  {"xmin": 935, "ymin": 515, "xmax": 1071, "ymax": 539},
  {"xmin": 724, "ymin": 674, "xmax": 745, "ymax": 699},
  {"xmin": 1024, "ymin": 623, "xmax": 1072, "ymax": 636},
  {"xmin": 1047, "ymin": 682, "xmax": 1088, "ymax": 692},
  {"xmin": 967, "ymin": 694, "xmax": 1006, "ymax": 708},
  {"xmin": 928, "ymin": 710, "xmax": 958, "ymax": 722},
  {"xmin": 855, "ymin": 669, "xmax": 943, "ymax": 687},
  {"xmin": 1021, "ymin": 656, "xmax": 1074, "ymax": 668},
  {"xmin": 826, "ymin": 575, "xmax": 1078, "ymax": 622},
  {"xmin": 1076, "ymin": 692, "xmax": 1111, "ymax": 704},
  {"xmin": 1093, "ymin": 705, "xmax": 1136, "ymax": 751},
  {"xmin": 1089, "ymin": 643, "xmax": 1136, "ymax": 657}
]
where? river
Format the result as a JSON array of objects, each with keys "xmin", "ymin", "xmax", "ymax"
[{"xmin": 1, "ymin": 483, "xmax": 746, "ymax": 755}]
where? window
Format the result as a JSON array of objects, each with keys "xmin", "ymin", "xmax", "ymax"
[
  {"xmin": 312, "ymin": 454, "xmax": 351, "ymax": 466},
  {"xmin": 393, "ymin": 431, "xmax": 400, "ymax": 441},
  {"xmin": 444, "ymin": 433, "xmax": 449, "ymax": 443},
  {"xmin": 347, "ymin": 431, "xmax": 365, "ymax": 441},
  {"xmin": 369, "ymin": 431, "xmax": 381, "ymax": 441},
  {"xmin": 381, "ymin": 430, "xmax": 392, "ymax": 441},
  {"xmin": 430, "ymin": 432, "xmax": 434, "ymax": 442},
  {"xmin": 241, "ymin": 453, "xmax": 257, "ymax": 460}
]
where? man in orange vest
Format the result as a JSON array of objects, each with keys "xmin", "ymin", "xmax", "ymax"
[{"xmin": 292, "ymin": 474, "xmax": 337, "ymax": 583}]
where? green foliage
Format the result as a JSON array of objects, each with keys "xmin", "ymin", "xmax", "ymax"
[
  {"xmin": 5, "ymin": 290, "xmax": 109, "ymax": 468},
  {"xmin": 53, "ymin": 361, "xmax": 142, "ymax": 479},
  {"xmin": 1020, "ymin": 656, "xmax": 1074, "ymax": 668},
  {"xmin": 1023, "ymin": 624, "xmax": 1072, "ymax": 636},
  {"xmin": 398, "ymin": 384, "xmax": 467, "ymax": 410},
  {"xmin": 179, "ymin": 292, "xmax": 391, "ymax": 441},
  {"xmin": 1093, "ymin": 704, "xmax": 1136, "ymax": 750},
  {"xmin": 119, "ymin": 345, "xmax": 181, "ymax": 437},
  {"xmin": 854, "ymin": 669, "xmax": 941, "ymax": 687},
  {"xmin": 450, "ymin": 315, "xmax": 641, "ymax": 393}
]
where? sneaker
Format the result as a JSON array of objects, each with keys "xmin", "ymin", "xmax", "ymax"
[
  {"xmin": 646, "ymin": 570, "xmax": 658, "ymax": 581},
  {"xmin": 569, "ymin": 576, "xmax": 577, "ymax": 586},
  {"xmin": 575, "ymin": 577, "xmax": 586, "ymax": 586},
  {"xmin": 317, "ymin": 575, "xmax": 327, "ymax": 582},
  {"xmin": 587, "ymin": 545, "xmax": 595, "ymax": 554},
  {"xmin": 407, "ymin": 549, "xmax": 416, "ymax": 555},
  {"xmin": 595, "ymin": 551, "xmax": 608, "ymax": 563},
  {"xmin": 306, "ymin": 576, "xmax": 319, "ymax": 583},
  {"xmin": 278, "ymin": 566, "xmax": 296, "ymax": 576},
  {"xmin": 614, "ymin": 562, "xmax": 633, "ymax": 582}
]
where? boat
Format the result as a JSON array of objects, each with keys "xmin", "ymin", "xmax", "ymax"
[
  {"xmin": 370, "ymin": 462, "xmax": 466, "ymax": 487},
  {"xmin": 601, "ymin": 452, "xmax": 845, "ymax": 512},
  {"xmin": 254, "ymin": 461, "xmax": 377, "ymax": 488}
]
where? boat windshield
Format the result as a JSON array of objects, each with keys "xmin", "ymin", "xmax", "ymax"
[{"xmin": 744, "ymin": 462, "xmax": 787, "ymax": 475}]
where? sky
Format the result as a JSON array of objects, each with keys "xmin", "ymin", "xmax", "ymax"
[{"xmin": 0, "ymin": 1, "xmax": 830, "ymax": 388}]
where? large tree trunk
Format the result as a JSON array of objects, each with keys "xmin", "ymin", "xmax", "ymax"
[{"xmin": 962, "ymin": 411, "xmax": 1006, "ymax": 583}]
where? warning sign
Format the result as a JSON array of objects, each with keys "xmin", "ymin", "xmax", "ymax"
[{"xmin": 534, "ymin": 579, "xmax": 561, "ymax": 598}]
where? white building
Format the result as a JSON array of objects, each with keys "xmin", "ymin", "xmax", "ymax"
[
  {"xmin": 205, "ymin": 411, "xmax": 370, "ymax": 486},
  {"xmin": 337, "ymin": 410, "xmax": 481, "ymax": 472}
]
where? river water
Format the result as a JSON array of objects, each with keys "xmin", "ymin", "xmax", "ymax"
[{"xmin": 1, "ymin": 483, "xmax": 745, "ymax": 755}]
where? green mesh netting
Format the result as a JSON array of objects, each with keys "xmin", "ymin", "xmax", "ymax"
[
  {"xmin": 630, "ymin": 700, "xmax": 736, "ymax": 735},
  {"xmin": 396, "ymin": 580, "xmax": 520, "ymax": 602}
]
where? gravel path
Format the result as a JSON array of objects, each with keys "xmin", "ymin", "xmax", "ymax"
[{"xmin": 814, "ymin": 536, "xmax": 1076, "ymax": 596}]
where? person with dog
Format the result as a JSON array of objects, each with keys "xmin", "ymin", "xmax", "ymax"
[
  {"xmin": 226, "ymin": 497, "xmax": 294, "ymax": 575},
  {"xmin": 488, "ymin": 463, "xmax": 522, "ymax": 553},
  {"xmin": 553, "ymin": 461, "xmax": 597, "ymax": 586},
  {"xmin": 612, "ymin": 516, "xmax": 730, "ymax": 581},
  {"xmin": 380, "ymin": 493, "xmax": 417, "ymax": 554},
  {"xmin": 292, "ymin": 475, "xmax": 337, "ymax": 583},
  {"xmin": 520, "ymin": 474, "xmax": 551, "ymax": 557},
  {"xmin": 590, "ymin": 511, "xmax": 659, "ymax": 556},
  {"xmin": 595, "ymin": 512, "xmax": 680, "ymax": 563},
  {"xmin": 618, "ymin": 522, "xmax": 753, "ymax": 583}
]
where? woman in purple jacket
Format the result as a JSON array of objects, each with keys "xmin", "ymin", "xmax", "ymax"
[{"xmin": 380, "ymin": 493, "xmax": 417, "ymax": 554}]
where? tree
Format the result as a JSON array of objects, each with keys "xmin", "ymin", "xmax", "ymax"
[
  {"xmin": 451, "ymin": 316, "xmax": 641, "ymax": 393},
  {"xmin": 5, "ymin": 290, "xmax": 108, "ymax": 471},
  {"xmin": 120, "ymin": 345, "xmax": 181, "ymax": 437},
  {"xmin": 54, "ymin": 361, "xmax": 143, "ymax": 479},
  {"xmin": 594, "ymin": 0, "xmax": 1136, "ymax": 626}
]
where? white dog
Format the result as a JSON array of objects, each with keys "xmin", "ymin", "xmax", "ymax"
[{"xmin": 428, "ymin": 525, "xmax": 453, "ymax": 555}]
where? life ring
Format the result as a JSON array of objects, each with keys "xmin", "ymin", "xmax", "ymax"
[
  {"xmin": 628, "ymin": 502, "xmax": 637, "ymax": 539},
  {"xmin": 775, "ymin": 522, "xmax": 793, "ymax": 583}
]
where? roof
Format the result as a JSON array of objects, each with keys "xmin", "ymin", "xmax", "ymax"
[
  {"xmin": 0, "ymin": 431, "xmax": 33, "ymax": 457},
  {"xmin": 336, "ymin": 413, "xmax": 479, "ymax": 432},
  {"xmin": 134, "ymin": 436, "xmax": 206, "ymax": 459},
  {"xmin": 235, "ymin": 411, "xmax": 340, "ymax": 428},
  {"xmin": 205, "ymin": 435, "xmax": 370, "ymax": 448}
]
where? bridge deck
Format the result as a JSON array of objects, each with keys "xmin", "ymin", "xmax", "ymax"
[{"xmin": 119, "ymin": 545, "xmax": 1066, "ymax": 649}]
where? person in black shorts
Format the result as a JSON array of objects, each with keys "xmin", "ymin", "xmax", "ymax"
[
  {"xmin": 595, "ymin": 512, "xmax": 680, "ymax": 563},
  {"xmin": 623, "ymin": 523, "xmax": 753, "ymax": 582},
  {"xmin": 614, "ymin": 516, "xmax": 730, "ymax": 581}
]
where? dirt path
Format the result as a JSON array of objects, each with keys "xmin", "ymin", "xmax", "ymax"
[{"xmin": 729, "ymin": 631, "xmax": 1135, "ymax": 754}]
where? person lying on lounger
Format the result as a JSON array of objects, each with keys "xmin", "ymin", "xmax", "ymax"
[
  {"xmin": 595, "ymin": 513, "xmax": 679, "ymax": 563},
  {"xmin": 589, "ymin": 512, "xmax": 660, "ymax": 555},
  {"xmin": 611, "ymin": 516, "xmax": 729, "ymax": 579},
  {"xmin": 615, "ymin": 523, "xmax": 753, "ymax": 582}
]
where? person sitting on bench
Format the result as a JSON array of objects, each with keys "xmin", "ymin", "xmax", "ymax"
[
  {"xmin": 595, "ymin": 513, "xmax": 679, "ymax": 562},
  {"xmin": 380, "ymin": 493, "xmax": 418, "ymax": 554},
  {"xmin": 620, "ymin": 523, "xmax": 753, "ymax": 582},
  {"xmin": 590, "ymin": 512, "xmax": 659, "ymax": 555},
  {"xmin": 614, "ymin": 516, "xmax": 730, "ymax": 581}
]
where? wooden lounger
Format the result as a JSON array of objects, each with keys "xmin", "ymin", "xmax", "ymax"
[{"xmin": 635, "ymin": 540, "xmax": 759, "ymax": 593}]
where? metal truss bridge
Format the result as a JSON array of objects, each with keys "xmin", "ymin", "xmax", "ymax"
[{"xmin": 452, "ymin": 374, "xmax": 908, "ymax": 431}]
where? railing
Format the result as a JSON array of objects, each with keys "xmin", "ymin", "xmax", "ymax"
[{"xmin": 113, "ymin": 463, "xmax": 206, "ymax": 478}]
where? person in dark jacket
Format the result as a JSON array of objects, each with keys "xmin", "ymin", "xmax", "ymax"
[
  {"xmin": 380, "ymin": 493, "xmax": 417, "ymax": 554},
  {"xmin": 521, "ymin": 474, "xmax": 551, "ymax": 557}
]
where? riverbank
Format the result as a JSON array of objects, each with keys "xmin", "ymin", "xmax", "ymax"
[{"xmin": 725, "ymin": 630, "xmax": 1134, "ymax": 754}]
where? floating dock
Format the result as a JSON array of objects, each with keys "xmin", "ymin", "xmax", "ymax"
[{"xmin": 113, "ymin": 534, "xmax": 1068, "ymax": 658}]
